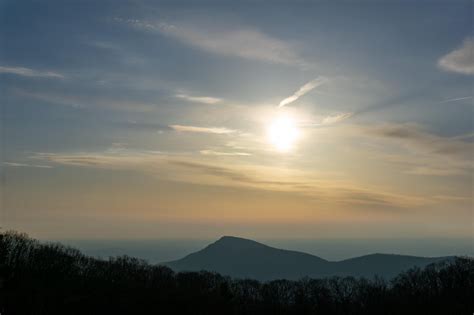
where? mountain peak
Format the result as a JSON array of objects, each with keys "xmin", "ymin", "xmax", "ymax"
[
  {"xmin": 218, "ymin": 235, "xmax": 244, "ymax": 241},
  {"xmin": 216, "ymin": 235, "xmax": 256, "ymax": 243},
  {"xmin": 212, "ymin": 236, "xmax": 268, "ymax": 249}
]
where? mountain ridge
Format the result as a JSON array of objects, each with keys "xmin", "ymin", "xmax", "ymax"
[{"xmin": 163, "ymin": 236, "xmax": 452, "ymax": 281}]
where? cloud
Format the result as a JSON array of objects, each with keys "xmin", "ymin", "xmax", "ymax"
[
  {"xmin": 114, "ymin": 120, "xmax": 171, "ymax": 131},
  {"xmin": 2, "ymin": 162, "xmax": 52, "ymax": 168},
  {"xmin": 170, "ymin": 124, "xmax": 236, "ymax": 134},
  {"xmin": 439, "ymin": 96, "xmax": 472, "ymax": 104},
  {"xmin": 200, "ymin": 150, "xmax": 251, "ymax": 156},
  {"xmin": 438, "ymin": 37, "xmax": 474, "ymax": 75},
  {"xmin": 87, "ymin": 40, "xmax": 119, "ymax": 50},
  {"xmin": 432, "ymin": 194, "xmax": 472, "ymax": 202},
  {"xmin": 175, "ymin": 93, "xmax": 222, "ymax": 104},
  {"xmin": 13, "ymin": 88, "xmax": 156, "ymax": 112},
  {"xmin": 321, "ymin": 113, "xmax": 352, "ymax": 125},
  {"xmin": 34, "ymin": 150, "xmax": 428, "ymax": 209},
  {"xmin": 164, "ymin": 161, "xmax": 429, "ymax": 208},
  {"xmin": 278, "ymin": 77, "xmax": 327, "ymax": 107},
  {"xmin": 450, "ymin": 131, "xmax": 474, "ymax": 140},
  {"xmin": 362, "ymin": 123, "xmax": 473, "ymax": 176},
  {"xmin": 0, "ymin": 66, "xmax": 64, "ymax": 78},
  {"xmin": 367, "ymin": 124, "xmax": 472, "ymax": 158},
  {"xmin": 404, "ymin": 166, "xmax": 462, "ymax": 176},
  {"xmin": 299, "ymin": 112, "xmax": 352, "ymax": 128},
  {"xmin": 117, "ymin": 18, "xmax": 307, "ymax": 66},
  {"xmin": 85, "ymin": 40, "xmax": 145, "ymax": 66}
]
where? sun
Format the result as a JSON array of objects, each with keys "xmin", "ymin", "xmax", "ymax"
[{"xmin": 266, "ymin": 114, "xmax": 300, "ymax": 152}]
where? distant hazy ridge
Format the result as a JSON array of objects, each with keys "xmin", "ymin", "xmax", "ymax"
[{"xmin": 164, "ymin": 236, "xmax": 451, "ymax": 281}]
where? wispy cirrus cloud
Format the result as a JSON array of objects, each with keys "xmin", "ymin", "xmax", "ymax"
[
  {"xmin": 439, "ymin": 96, "xmax": 472, "ymax": 104},
  {"xmin": 200, "ymin": 150, "xmax": 251, "ymax": 156},
  {"xmin": 278, "ymin": 77, "xmax": 327, "ymax": 107},
  {"xmin": 321, "ymin": 113, "xmax": 352, "ymax": 125},
  {"xmin": 114, "ymin": 120, "xmax": 171, "ymax": 132},
  {"xmin": 299, "ymin": 112, "xmax": 352, "ymax": 128},
  {"xmin": 367, "ymin": 124, "xmax": 472, "ymax": 158},
  {"xmin": 361, "ymin": 123, "xmax": 473, "ymax": 176},
  {"xmin": 34, "ymin": 150, "xmax": 428, "ymax": 209},
  {"xmin": 85, "ymin": 40, "xmax": 145, "ymax": 66},
  {"xmin": 13, "ymin": 88, "xmax": 156, "ymax": 112},
  {"xmin": 175, "ymin": 93, "xmax": 222, "ymax": 104},
  {"xmin": 438, "ymin": 37, "xmax": 474, "ymax": 75},
  {"xmin": 0, "ymin": 66, "xmax": 64, "ymax": 79},
  {"xmin": 404, "ymin": 166, "xmax": 462, "ymax": 176},
  {"xmin": 170, "ymin": 124, "xmax": 236, "ymax": 134},
  {"xmin": 2, "ymin": 162, "xmax": 52, "ymax": 168},
  {"xmin": 116, "ymin": 18, "xmax": 308, "ymax": 67}
]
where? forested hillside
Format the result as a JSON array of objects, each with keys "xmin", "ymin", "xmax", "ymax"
[{"xmin": 1, "ymin": 231, "xmax": 472, "ymax": 315}]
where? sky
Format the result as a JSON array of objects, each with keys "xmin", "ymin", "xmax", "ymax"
[{"xmin": 1, "ymin": 0, "xmax": 473, "ymax": 242}]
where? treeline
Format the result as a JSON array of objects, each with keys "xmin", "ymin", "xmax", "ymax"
[{"xmin": 0, "ymin": 231, "xmax": 472, "ymax": 315}]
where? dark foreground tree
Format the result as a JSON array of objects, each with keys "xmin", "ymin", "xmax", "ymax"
[{"xmin": 0, "ymin": 231, "xmax": 472, "ymax": 315}]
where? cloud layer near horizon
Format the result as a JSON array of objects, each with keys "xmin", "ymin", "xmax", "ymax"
[{"xmin": 31, "ymin": 149, "xmax": 429, "ymax": 210}]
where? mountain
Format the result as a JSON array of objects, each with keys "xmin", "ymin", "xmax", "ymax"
[{"xmin": 163, "ymin": 236, "xmax": 451, "ymax": 281}]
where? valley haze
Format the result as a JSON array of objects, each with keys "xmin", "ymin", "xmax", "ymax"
[{"xmin": 62, "ymin": 237, "xmax": 474, "ymax": 264}]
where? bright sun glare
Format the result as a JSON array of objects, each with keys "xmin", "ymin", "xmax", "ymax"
[{"xmin": 266, "ymin": 114, "xmax": 300, "ymax": 152}]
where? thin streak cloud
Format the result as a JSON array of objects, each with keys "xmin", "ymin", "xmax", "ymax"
[
  {"xmin": 200, "ymin": 150, "xmax": 251, "ymax": 156},
  {"xmin": 175, "ymin": 93, "xmax": 222, "ymax": 104},
  {"xmin": 321, "ymin": 113, "xmax": 353, "ymax": 125},
  {"xmin": 0, "ymin": 66, "xmax": 64, "ymax": 79},
  {"xmin": 13, "ymin": 88, "xmax": 156, "ymax": 112},
  {"xmin": 439, "ymin": 96, "xmax": 472, "ymax": 104},
  {"xmin": 170, "ymin": 125, "xmax": 236, "ymax": 134},
  {"xmin": 2, "ymin": 162, "xmax": 52, "ymax": 168},
  {"xmin": 278, "ymin": 77, "xmax": 327, "ymax": 107}
]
